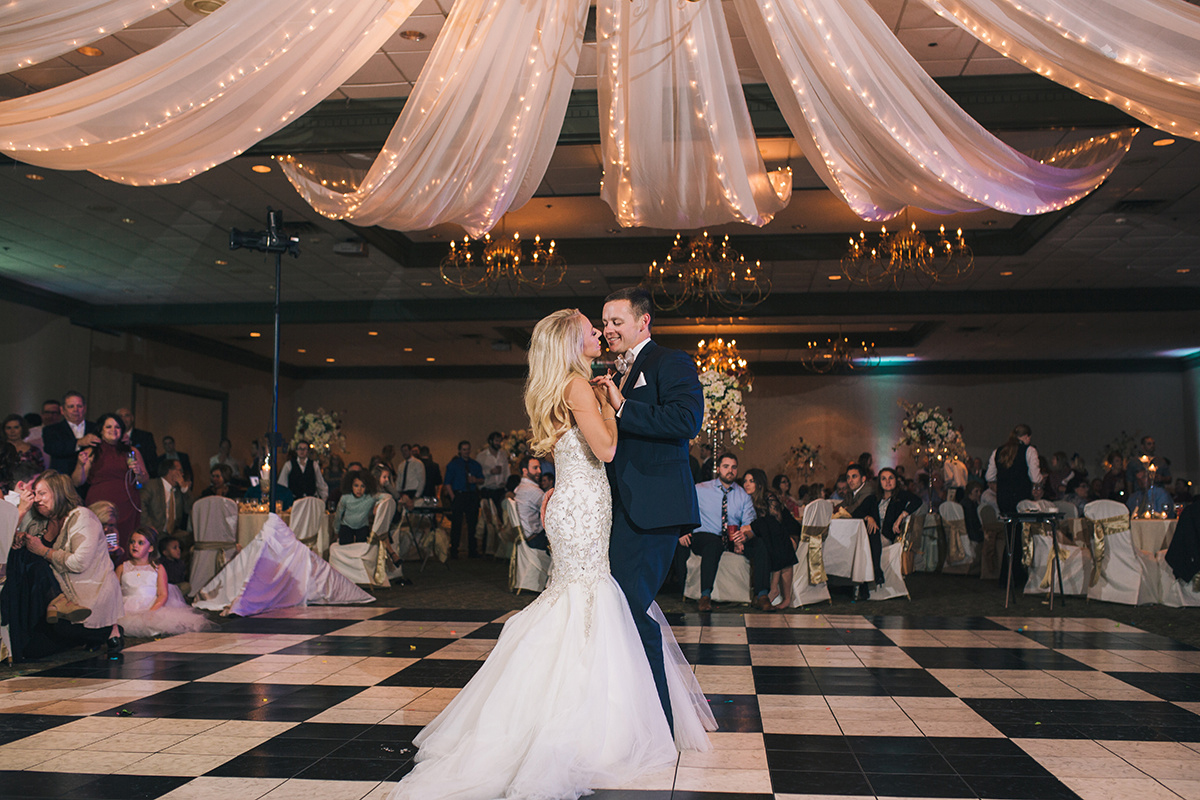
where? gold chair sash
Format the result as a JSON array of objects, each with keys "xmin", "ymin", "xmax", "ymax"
[
  {"xmin": 367, "ymin": 528, "xmax": 392, "ymax": 588},
  {"xmin": 799, "ymin": 524, "xmax": 830, "ymax": 585},
  {"xmin": 1088, "ymin": 514, "xmax": 1130, "ymax": 588},
  {"xmin": 944, "ymin": 518, "xmax": 966, "ymax": 564},
  {"xmin": 192, "ymin": 540, "xmax": 237, "ymax": 576},
  {"xmin": 1020, "ymin": 522, "xmax": 1049, "ymax": 567}
]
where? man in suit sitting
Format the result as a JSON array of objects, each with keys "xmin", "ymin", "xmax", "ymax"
[
  {"xmin": 142, "ymin": 458, "xmax": 194, "ymax": 545},
  {"xmin": 841, "ymin": 463, "xmax": 877, "ymax": 517},
  {"xmin": 116, "ymin": 407, "xmax": 157, "ymax": 468},
  {"xmin": 41, "ymin": 391, "xmax": 100, "ymax": 475}
]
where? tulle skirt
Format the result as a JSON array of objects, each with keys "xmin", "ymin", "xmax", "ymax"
[
  {"xmin": 120, "ymin": 584, "xmax": 215, "ymax": 638},
  {"xmin": 391, "ymin": 575, "xmax": 713, "ymax": 800}
]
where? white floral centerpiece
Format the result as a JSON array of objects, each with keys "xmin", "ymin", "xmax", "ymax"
[
  {"xmin": 500, "ymin": 429, "xmax": 531, "ymax": 462},
  {"xmin": 290, "ymin": 407, "xmax": 347, "ymax": 466},
  {"xmin": 895, "ymin": 400, "xmax": 964, "ymax": 459},
  {"xmin": 784, "ymin": 437, "xmax": 823, "ymax": 481},
  {"xmin": 698, "ymin": 369, "xmax": 747, "ymax": 447}
]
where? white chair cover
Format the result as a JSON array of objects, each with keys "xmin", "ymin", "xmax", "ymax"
[
  {"xmin": 979, "ymin": 504, "xmax": 1004, "ymax": 581},
  {"xmin": 1084, "ymin": 499, "xmax": 1158, "ymax": 605},
  {"xmin": 790, "ymin": 538, "xmax": 832, "ymax": 607},
  {"xmin": 506, "ymin": 497, "xmax": 550, "ymax": 594},
  {"xmin": 329, "ymin": 494, "xmax": 395, "ymax": 588},
  {"xmin": 939, "ymin": 500, "xmax": 976, "ymax": 574},
  {"xmin": 1021, "ymin": 504, "xmax": 1087, "ymax": 595},
  {"xmin": 193, "ymin": 514, "xmax": 372, "ymax": 616},
  {"xmin": 1055, "ymin": 501, "xmax": 1080, "ymax": 519},
  {"xmin": 869, "ymin": 542, "xmax": 909, "ymax": 600},
  {"xmin": 1159, "ymin": 566, "xmax": 1200, "ymax": 608},
  {"xmin": 187, "ymin": 496, "xmax": 238, "ymax": 595},
  {"xmin": 0, "ymin": 500, "xmax": 18, "ymax": 570},
  {"xmin": 683, "ymin": 551, "xmax": 752, "ymax": 604},
  {"xmin": 493, "ymin": 497, "xmax": 518, "ymax": 562},
  {"xmin": 290, "ymin": 496, "xmax": 328, "ymax": 557},
  {"xmin": 919, "ymin": 508, "xmax": 941, "ymax": 573}
]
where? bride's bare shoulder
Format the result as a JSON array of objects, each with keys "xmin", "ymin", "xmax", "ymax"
[{"xmin": 564, "ymin": 375, "xmax": 592, "ymax": 407}]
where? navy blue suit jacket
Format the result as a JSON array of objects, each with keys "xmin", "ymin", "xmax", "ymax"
[
  {"xmin": 607, "ymin": 341, "xmax": 704, "ymax": 532},
  {"xmin": 42, "ymin": 419, "xmax": 98, "ymax": 475}
]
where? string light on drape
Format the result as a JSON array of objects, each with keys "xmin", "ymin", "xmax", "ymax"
[
  {"xmin": 644, "ymin": 232, "xmax": 770, "ymax": 312},
  {"xmin": 695, "ymin": 337, "xmax": 753, "ymax": 391},
  {"xmin": 801, "ymin": 337, "xmax": 880, "ymax": 373},
  {"xmin": 841, "ymin": 221, "xmax": 973, "ymax": 288},
  {"xmin": 439, "ymin": 222, "xmax": 565, "ymax": 294}
]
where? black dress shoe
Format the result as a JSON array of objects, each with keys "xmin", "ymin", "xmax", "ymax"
[{"xmin": 107, "ymin": 626, "xmax": 125, "ymax": 653}]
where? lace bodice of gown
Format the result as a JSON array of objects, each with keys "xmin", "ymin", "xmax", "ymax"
[
  {"xmin": 120, "ymin": 564, "xmax": 159, "ymax": 614},
  {"xmin": 541, "ymin": 426, "xmax": 612, "ymax": 598}
]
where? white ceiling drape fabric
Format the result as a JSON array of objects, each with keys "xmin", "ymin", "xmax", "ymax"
[
  {"xmin": 279, "ymin": 0, "xmax": 590, "ymax": 239},
  {"xmin": 0, "ymin": 0, "xmax": 414, "ymax": 185},
  {"xmin": 918, "ymin": 0, "xmax": 1200, "ymax": 141},
  {"xmin": 0, "ymin": 0, "xmax": 182, "ymax": 73},
  {"xmin": 732, "ymin": 0, "xmax": 1134, "ymax": 220},
  {"xmin": 596, "ymin": 0, "xmax": 791, "ymax": 229}
]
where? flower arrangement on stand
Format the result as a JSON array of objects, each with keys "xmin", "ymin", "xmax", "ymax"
[
  {"xmin": 696, "ymin": 371, "xmax": 747, "ymax": 474},
  {"xmin": 290, "ymin": 407, "xmax": 347, "ymax": 467},
  {"xmin": 500, "ymin": 429, "xmax": 531, "ymax": 463},
  {"xmin": 895, "ymin": 400, "xmax": 964, "ymax": 463},
  {"xmin": 784, "ymin": 437, "xmax": 823, "ymax": 482}
]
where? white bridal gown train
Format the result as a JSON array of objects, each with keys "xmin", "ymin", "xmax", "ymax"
[{"xmin": 391, "ymin": 427, "xmax": 715, "ymax": 800}]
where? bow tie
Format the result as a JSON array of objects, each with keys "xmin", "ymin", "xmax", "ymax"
[{"xmin": 614, "ymin": 353, "xmax": 632, "ymax": 374}]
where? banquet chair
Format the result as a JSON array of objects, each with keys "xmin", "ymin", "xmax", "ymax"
[
  {"xmin": 329, "ymin": 494, "xmax": 395, "ymax": 588},
  {"xmin": 0, "ymin": 499, "xmax": 18, "ymax": 573},
  {"xmin": 188, "ymin": 496, "xmax": 239, "ymax": 596},
  {"xmin": 290, "ymin": 496, "xmax": 328, "ymax": 558},
  {"xmin": 1019, "ymin": 500, "xmax": 1085, "ymax": 597},
  {"xmin": 505, "ymin": 497, "xmax": 550, "ymax": 594},
  {"xmin": 919, "ymin": 506, "xmax": 940, "ymax": 572},
  {"xmin": 939, "ymin": 500, "xmax": 976, "ymax": 575},
  {"xmin": 1055, "ymin": 501, "xmax": 1079, "ymax": 519},
  {"xmin": 791, "ymin": 499, "xmax": 832, "ymax": 606},
  {"xmin": 1084, "ymin": 499, "xmax": 1158, "ymax": 605},
  {"xmin": 901, "ymin": 506, "xmax": 927, "ymax": 576},
  {"xmin": 978, "ymin": 504, "xmax": 1005, "ymax": 580},
  {"xmin": 870, "ymin": 515, "xmax": 912, "ymax": 601},
  {"xmin": 481, "ymin": 499, "xmax": 512, "ymax": 560}
]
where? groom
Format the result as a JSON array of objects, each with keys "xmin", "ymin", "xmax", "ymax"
[{"xmin": 598, "ymin": 287, "xmax": 704, "ymax": 731}]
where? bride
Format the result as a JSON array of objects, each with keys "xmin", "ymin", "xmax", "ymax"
[{"xmin": 391, "ymin": 308, "xmax": 715, "ymax": 800}]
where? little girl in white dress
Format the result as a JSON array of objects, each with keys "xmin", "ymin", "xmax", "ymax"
[{"xmin": 116, "ymin": 527, "xmax": 214, "ymax": 638}]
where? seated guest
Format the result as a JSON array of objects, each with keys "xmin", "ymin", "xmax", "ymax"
[
  {"xmin": 141, "ymin": 459, "xmax": 193, "ymax": 537},
  {"xmin": 0, "ymin": 468, "xmax": 65, "ymax": 662},
  {"xmin": 115, "ymin": 527, "xmax": 212, "ymax": 638},
  {"xmin": 156, "ymin": 436, "xmax": 192, "ymax": 478},
  {"xmin": 1089, "ymin": 478, "xmax": 1105, "ymax": 501},
  {"xmin": 201, "ymin": 464, "xmax": 242, "ymax": 500},
  {"xmin": 334, "ymin": 469, "xmax": 377, "ymax": 545},
  {"xmin": 1047, "ymin": 451, "xmax": 1072, "ymax": 498},
  {"xmin": 864, "ymin": 468, "xmax": 921, "ymax": 596},
  {"xmin": 962, "ymin": 482, "xmax": 986, "ymax": 543},
  {"xmin": 513, "ymin": 455, "xmax": 548, "ymax": 551},
  {"xmin": 1100, "ymin": 453, "xmax": 1128, "ymax": 501},
  {"xmin": 209, "ymin": 438, "xmax": 239, "ymax": 475},
  {"xmin": 841, "ymin": 464, "xmax": 876, "ymax": 516},
  {"xmin": 829, "ymin": 473, "xmax": 849, "ymax": 503},
  {"xmin": 13, "ymin": 472, "xmax": 125, "ymax": 654},
  {"xmin": 857, "ymin": 452, "xmax": 876, "ymax": 481},
  {"xmin": 277, "ymin": 441, "xmax": 328, "ymax": 501},
  {"xmin": 4, "ymin": 414, "xmax": 45, "ymax": 478},
  {"xmin": 158, "ymin": 536, "xmax": 188, "ymax": 588},
  {"xmin": 772, "ymin": 473, "xmax": 802, "ymax": 522},
  {"xmin": 1128, "ymin": 466, "xmax": 1176, "ymax": 518},
  {"xmin": 539, "ymin": 472, "xmax": 555, "ymax": 493},
  {"xmin": 675, "ymin": 453, "xmax": 768, "ymax": 612},
  {"xmin": 1065, "ymin": 476, "xmax": 1090, "ymax": 516},
  {"xmin": 742, "ymin": 468, "xmax": 799, "ymax": 609}
]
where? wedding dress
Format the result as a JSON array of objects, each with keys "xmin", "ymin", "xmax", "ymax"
[{"xmin": 391, "ymin": 426, "xmax": 715, "ymax": 800}]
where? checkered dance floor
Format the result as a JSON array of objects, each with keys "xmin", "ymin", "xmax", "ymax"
[{"xmin": 3, "ymin": 607, "xmax": 1200, "ymax": 800}]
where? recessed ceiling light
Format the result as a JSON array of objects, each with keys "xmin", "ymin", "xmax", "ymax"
[
  {"xmin": 24, "ymin": 173, "xmax": 43, "ymax": 181},
  {"xmin": 1178, "ymin": 268, "xmax": 1191, "ymax": 274},
  {"xmin": 368, "ymin": 331, "xmax": 378, "ymax": 336},
  {"xmin": 399, "ymin": 29, "xmax": 427, "ymax": 41},
  {"xmin": 214, "ymin": 259, "xmax": 228, "ymax": 265},
  {"xmin": 251, "ymin": 165, "xmax": 272, "ymax": 174},
  {"xmin": 184, "ymin": 0, "xmax": 226, "ymax": 14},
  {"xmin": 325, "ymin": 357, "xmax": 336, "ymax": 363},
  {"xmin": 578, "ymin": 279, "xmax": 592, "ymax": 284},
  {"xmin": 983, "ymin": 219, "xmax": 998, "ymax": 226},
  {"xmin": 419, "ymin": 281, "xmax": 433, "ymax": 287},
  {"xmin": 827, "ymin": 274, "xmax": 842, "ymax": 280},
  {"xmin": 906, "ymin": 353, "xmax": 916, "ymax": 357},
  {"xmin": 53, "ymin": 263, "xmax": 66, "ymax": 269},
  {"xmin": 425, "ymin": 357, "xmax": 436, "ymax": 362},
  {"xmin": 403, "ymin": 347, "xmax": 413, "ymax": 352},
  {"xmin": 888, "ymin": 327, "xmax": 898, "ymax": 331},
  {"xmin": 249, "ymin": 332, "xmax": 261, "ymax": 338},
  {"xmin": 927, "ymin": 41, "xmax": 938, "ymax": 47},
  {"xmin": 121, "ymin": 217, "xmax": 135, "ymax": 224},
  {"xmin": 297, "ymin": 348, "xmax": 307, "ymax": 353},
  {"xmin": 429, "ymin": 234, "xmax": 439, "ymax": 239},
  {"xmin": 1153, "ymin": 138, "xmax": 1176, "ymax": 147},
  {"xmin": 1000, "ymin": 271, "xmax": 1014, "ymax": 276},
  {"xmin": 75, "ymin": 46, "xmax": 103, "ymax": 57}
]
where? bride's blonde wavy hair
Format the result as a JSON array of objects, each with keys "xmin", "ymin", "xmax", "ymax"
[{"xmin": 525, "ymin": 309, "xmax": 593, "ymax": 456}]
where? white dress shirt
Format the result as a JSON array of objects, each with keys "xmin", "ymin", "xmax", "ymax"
[
  {"xmin": 397, "ymin": 456, "xmax": 426, "ymax": 496},
  {"xmin": 477, "ymin": 447, "xmax": 509, "ymax": 492},
  {"xmin": 277, "ymin": 458, "xmax": 329, "ymax": 500}
]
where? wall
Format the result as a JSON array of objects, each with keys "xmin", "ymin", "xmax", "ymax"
[{"xmin": 0, "ymin": 299, "xmax": 92, "ymax": 414}]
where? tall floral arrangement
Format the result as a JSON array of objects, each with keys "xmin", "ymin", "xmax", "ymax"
[
  {"xmin": 784, "ymin": 437, "xmax": 823, "ymax": 481},
  {"xmin": 895, "ymin": 400, "xmax": 964, "ymax": 459},
  {"xmin": 499, "ymin": 429, "xmax": 531, "ymax": 462},
  {"xmin": 1098, "ymin": 430, "xmax": 1139, "ymax": 468},
  {"xmin": 290, "ymin": 407, "xmax": 347, "ymax": 466},
  {"xmin": 698, "ymin": 369, "xmax": 747, "ymax": 447}
]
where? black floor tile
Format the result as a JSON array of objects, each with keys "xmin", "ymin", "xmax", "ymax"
[
  {"xmin": 754, "ymin": 666, "xmax": 953, "ymax": 697},
  {"xmin": 947, "ymin": 754, "xmax": 1054, "ymax": 777},
  {"xmin": 763, "ymin": 733, "xmax": 851, "ymax": 753},
  {"xmin": 770, "ymin": 769, "xmax": 873, "ymax": 795},
  {"xmin": 868, "ymin": 615, "xmax": 1008, "ymax": 631},
  {"xmin": 746, "ymin": 627, "xmax": 894, "ymax": 647},
  {"xmin": 328, "ymin": 739, "xmax": 415, "ymax": 761},
  {"xmin": 371, "ymin": 608, "xmax": 504, "ymax": 622},
  {"xmin": 205, "ymin": 754, "xmax": 316, "ymax": 779},
  {"xmin": 276, "ymin": 722, "xmax": 375, "ymax": 740},
  {"xmin": 377, "ymin": 658, "xmax": 485, "ymax": 687},
  {"xmin": 662, "ymin": 612, "xmax": 747, "ymax": 627},
  {"xmin": 961, "ymin": 774, "xmax": 1081, "ymax": 800},
  {"xmin": 70, "ymin": 775, "xmax": 192, "ymax": 800},
  {"xmin": 272, "ymin": 636, "xmax": 457, "ymax": 658},
  {"xmin": 357, "ymin": 724, "xmax": 424, "ymax": 744},
  {"xmin": 295, "ymin": 756, "xmax": 404, "ymax": 781},
  {"xmin": 861, "ymin": 752, "xmax": 955, "ymax": 775},
  {"xmin": 866, "ymin": 772, "xmax": 973, "ymax": 797},
  {"xmin": 463, "ymin": 622, "xmax": 506, "ymax": 639},
  {"xmin": 588, "ymin": 793, "xmax": 673, "ymax": 800},
  {"xmin": 215, "ymin": 618, "xmax": 357, "ymax": 635},
  {"xmin": 242, "ymin": 737, "xmax": 345, "ymax": 759},
  {"xmin": 704, "ymin": 694, "xmax": 762, "ymax": 733},
  {"xmin": 672, "ymin": 794, "xmax": 774, "ymax": 800},
  {"xmin": 765, "ymin": 749, "xmax": 861, "ymax": 772},
  {"xmin": 929, "ymin": 737, "xmax": 1025, "ymax": 757},
  {"xmin": 0, "ymin": 771, "xmax": 100, "ymax": 798},
  {"xmin": 902, "ymin": 646, "xmax": 1092, "ymax": 671},
  {"xmin": 677, "ymin": 643, "xmax": 753, "ymax": 666},
  {"xmin": 1108, "ymin": 672, "xmax": 1200, "ymax": 702},
  {"xmin": 845, "ymin": 736, "xmax": 939, "ymax": 756},
  {"xmin": 0, "ymin": 714, "xmax": 71, "ymax": 745}
]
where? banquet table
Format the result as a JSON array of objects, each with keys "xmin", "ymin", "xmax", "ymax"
[
  {"xmin": 1131, "ymin": 518, "xmax": 1177, "ymax": 552},
  {"xmin": 822, "ymin": 519, "xmax": 873, "ymax": 583},
  {"xmin": 237, "ymin": 509, "xmax": 332, "ymax": 548}
]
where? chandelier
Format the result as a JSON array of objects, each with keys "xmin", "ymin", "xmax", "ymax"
[
  {"xmin": 695, "ymin": 337, "xmax": 753, "ymax": 391},
  {"xmin": 644, "ymin": 232, "xmax": 770, "ymax": 312},
  {"xmin": 841, "ymin": 221, "xmax": 973, "ymax": 288},
  {"xmin": 801, "ymin": 337, "xmax": 880, "ymax": 373},
  {"xmin": 440, "ymin": 224, "xmax": 565, "ymax": 294}
]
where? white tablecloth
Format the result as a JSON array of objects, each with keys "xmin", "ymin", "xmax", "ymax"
[
  {"xmin": 823, "ymin": 519, "xmax": 873, "ymax": 583},
  {"xmin": 1131, "ymin": 519, "xmax": 1176, "ymax": 552},
  {"xmin": 237, "ymin": 511, "xmax": 331, "ymax": 548}
]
